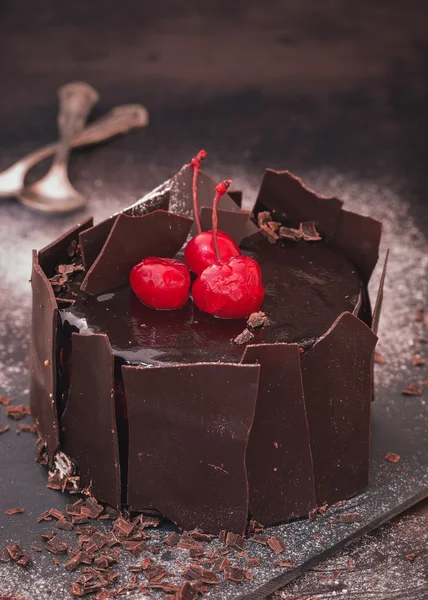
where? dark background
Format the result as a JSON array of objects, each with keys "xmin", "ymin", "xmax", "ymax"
[{"xmin": 1, "ymin": 2, "xmax": 428, "ymax": 599}]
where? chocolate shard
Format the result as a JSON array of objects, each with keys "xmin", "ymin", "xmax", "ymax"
[
  {"xmin": 168, "ymin": 164, "xmax": 259, "ymax": 238},
  {"xmin": 80, "ymin": 181, "xmax": 171, "ymax": 270},
  {"xmin": 123, "ymin": 362, "xmax": 260, "ymax": 534},
  {"xmin": 81, "ymin": 210, "xmax": 193, "ymax": 296},
  {"xmin": 301, "ymin": 312, "xmax": 378, "ymax": 505},
  {"xmin": 332, "ymin": 209, "xmax": 382, "ymax": 283},
  {"xmin": 29, "ymin": 250, "xmax": 59, "ymax": 464},
  {"xmin": 371, "ymin": 250, "xmax": 389, "ymax": 334},
  {"xmin": 79, "ymin": 216, "xmax": 117, "ymax": 271},
  {"xmin": 228, "ymin": 190, "xmax": 243, "ymax": 208},
  {"xmin": 38, "ymin": 217, "xmax": 93, "ymax": 278},
  {"xmin": 199, "ymin": 208, "xmax": 251, "ymax": 245},
  {"xmin": 61, "ymin": 333, "xmax": 120, "ymax": 508},
  {"xmin": 252, "ymin": 169, "xmax": 344, "ymax": 237},
  {"xmin": 241, "ymin": 343, "xmax": 316, "ymax": 525}
]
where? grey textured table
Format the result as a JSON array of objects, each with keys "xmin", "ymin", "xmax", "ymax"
[{"xmin": 1, "ymin": 2, "xmax": 428, "ymax": 599}]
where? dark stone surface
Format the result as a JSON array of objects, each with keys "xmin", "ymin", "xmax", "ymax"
[{"xmin": 0, "ymin": 1, "xmax": 427, "ymax": 598}]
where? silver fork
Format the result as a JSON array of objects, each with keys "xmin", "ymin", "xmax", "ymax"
[
  {"xmin": 17, "ymin": 81, "xmax": 99, "ymax": 214},
  {"xmin": 0, "ymin": 104, "xmax": 149, "ymax": 199}
]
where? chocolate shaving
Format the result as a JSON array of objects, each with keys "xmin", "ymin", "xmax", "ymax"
[
  {"xmin": 212, "ymin": 557, "xmax": 230, "ymax": 573},
  {"xmin": 44, "ymin": 536, "xmax": 69, "ymax": 555},
  {"xmin": 122, "ymin": 541, "xmax": 146, "ymax": 556},
  {"xmin": 144, "ymin": 564, "xmax": 168, "ymax": 582},
  {"xmin": 374, "ymin": 350, "xmax": 386, "ymax": 365},
  {"xmin": 338, "ymin": 512, "xmax": 363, "ymax": 523},
  {"xmin": 251, "ymin": 534, "xmax": 268, "ymax": 545},
  {"xmin": 218, "ymin": 530, "xmax": 226, "ymax": 544},
  {"xmin": 7, "ymin": 542, "xmax": 24, "ymax": 561},
  {"xmin": 274, "ymin": 559, "xmax": 295, "ymax": 568},
  {"xmin": 246, "ymin": 557, "xmax": 260, "ymax": 568},
  {"xmin": 224, "ymin": 566, "xmax": 245, "ymax": 583},
  {"xmin": 299, "ymin": 221, "xmax": 322, "ymax": 241},
  {"xmin": 190, "ymin": 529, "xmax": 215, "ymax": 542},
  {"xmin": 246, "ymin": 311, "xmax": 269, "ymax": 329},
  {"xmin": 385, "ymin": 452, "xmax": 401, "ymax": 463},
  {"xmin": 176, "ymin": 582, "xmax": 198, "ymax": 600},
  {"xmin": 267, "ymin": 536, "xmax": 286, "ymax": 555},
  {"xmin": 6, "ymin": 404, "xmax": 31, "ymax": 420},
  {"xmin": 0, "ymin": 425, "xmax": 10, "ymax": 434},
  {"xmin": 278, "ymin": 225, "xmax": 302, "ymax": 241},
  {"xmin": 247, "ymin": 519, "xmax": 264, "ymax": 536},
  {"xmin": 225, "ymin": 532, "xmax": 246, "ymax": 550},
  {"xmin": 233, "ymin": 329, "xmax": 254, "ymax": 345},
  {"xmin": 0, "ymin": 395, "xmax": 14, "ymax": 406},
  {"xmin": 402, "ymin": 383, "xmax": 423, "ymax": 396},
  {"xmin": 31, "ymin": 545, "xmax": 42, "ymax": 552},
  {"xmin": 5, "ymin": 508, "xmax": 24, "ymax": 516},
  {"xmin": 406, "ymin": 551, "xmax": 420, "ymax": 561},
  {"xmin": 56, "ymin": 519, "xmax": 74, "ymax": 531},
  {"xmin": 18, "ymin": 423, "xmax": 38, "ymax": 433},
  {"xmin": 412, "ymin": 357, "xmax": 426, "ymax": 366},
  {"xmin": 112, "ymin": 517, "xmax": 134, "ymax": 538},
  {"xmin": 164, "ymin": 531, "xmax": 180, "ymax": 547}
]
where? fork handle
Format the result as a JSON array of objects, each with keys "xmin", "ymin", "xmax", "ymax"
[{"xmin": 54, "ymin": 81, "xmax": 99, "ymax": 167}]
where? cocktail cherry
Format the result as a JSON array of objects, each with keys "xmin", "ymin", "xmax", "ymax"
[
  {"xmin": 192, "ymin": 181, "xmax": 265, "ymax": 319},
  {"xmin": 130, "ymin": 257, "xmax": 190, "ymax": 310},
  {"xmin": 184, "ymin": 151, "xmax": 240, "ymax": 275}
]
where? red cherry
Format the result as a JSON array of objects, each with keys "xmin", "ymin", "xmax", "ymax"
[
  {"xmin": 192, "ymin": 255, "xmax": 264, "ymax": 319},
  {"xmin": 184, "ymin": 230, "xmax": 240, "ymax": 275},
  {"xmin": 130, "ymin": 257, "xmax": 190, "ymax": 310}
]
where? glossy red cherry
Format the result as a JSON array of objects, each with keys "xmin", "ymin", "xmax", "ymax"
[
  {"xmin": 192, "ymin": 255, "xmax": 264, "ymax": 319},
  {"xmin": 130, "ymin": 257, "xmax": 190, "ymax": 310},
  {"xmin": 184, "ymin": 230, "xmax": 240, "ymax": 275}
]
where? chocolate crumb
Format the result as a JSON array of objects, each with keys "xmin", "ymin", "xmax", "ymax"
[
  {"xmin": 246, "ymin": 557, "xmax": 260, "ymax": 568},
  {"xmin": 0, "ymin": 424, "xmax": 10, "ymax": 434},
  {"xmin": 247, "ymin": 311, "xmax": 269, "ymax": 329},
  {"xmin": 233, "ymin": 328, "xmax": 254, "ymax": 345},
  {"xmin": 274, "ymin": 559, "xmax": 295, "ymax": 568},
  {"xmin": 402, "ymin": 383, "xmax": 423, "ymax": 396},
  {"xmin": 0, "ymin": 396, "xmax": 14, "ymax": 406},
  {"xmin": 224, "ymin": 566, "xmax": 245, "ymax": 583},
  {"xmin": 385, "ymin": 452, "xmax": 401, "ymax": 463},
  {"xmin": 6, "ymin": 405, "xmax": 31, "ymax": 420},
  {"xmin": 44, "ymin": 536, "xmax": 69, "ymax": 555},
  {"xmin": 338, "ymin": 513, "xmax": 363, "ymax": 523},
  {"xmin": 5, "ymin": 508, "xmax": 24, "ymax": 516},
  {"xmin": 164, "ymin": 531, "xmax": 180, "ymax": 547},
  {"xmin": 374, "ymin": 349, "xmax": 386, "ymax": 365},
  {"xmin": 267, "ymin": 536, "xmax": 286, "ymax": 555}
]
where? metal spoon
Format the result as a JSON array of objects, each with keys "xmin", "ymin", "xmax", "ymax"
[
  {"xmin": 17, "ymin": 81, "xmax": 99, "ymax": 214},
  {"xmin": 0, "ymin": 104, "xmax": 149, "ymax": 199}
]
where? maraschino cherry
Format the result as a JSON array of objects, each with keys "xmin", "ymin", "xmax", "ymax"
[
  {"xmin": 184, "ymin": 152, "xmax": 240, "ymax": 275},
  {"xmin": 130, "ymin": 257, "xmax": 190, "ymax": 310},
  {"xmin": 192, "ymin": 181, "xmax": 265, "ymax": 319}
]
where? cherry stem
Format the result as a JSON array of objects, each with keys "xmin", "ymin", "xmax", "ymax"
[
  {"xmin": 212, "ymin": 179, "xmax": 232, "ymax": 261},
  {"xmin": 190, "ymin": 149, "xmax": 207, "ymax": 234}
]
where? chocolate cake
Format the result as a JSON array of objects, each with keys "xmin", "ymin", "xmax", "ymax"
[{"xmin": 30, "ymin": 161, "xmax": 386, "ymax": 536}]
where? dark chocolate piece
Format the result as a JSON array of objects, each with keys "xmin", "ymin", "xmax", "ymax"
[
  {"xmin": 333, "ymin": 209, "xmax": 382, "ymax": 282},
  {"xmin": 38, "ymin": 217, "xmax": 93, "ymax": 278},
  {"xmin": 81, "ymin": 210, "xmax": 193, "ymax": 296},
  {"xmin": 61, "ymin": 333, "xmax": 120, "ymax": 508},
  {"xmin": 199, "ymin": 207, "xmax": 251, "ymax": 245},
  {"xmin": 242, "ymin": 344, "xmax": 316, "ymax": 525},
  {"xmin": 79, "ymin": 216, "xmax": 117, "ymax": 270},
  {"xmin": 123, "ymin": 363, "xmax": 260, "ymax": 534},
  {"xmin": 79, "ymin": 181, "xmax": 171, "ymax": 270},
  {"xmin": 253, "ymin": 169, "xmax": 343, "ymax": 237},
  {"xmin": 29, "ymin": 250, "xmax": 59, "ymax": 464},
  {"xmin": 301, "ymin": 312, "xmax": 378, "ymax": 505},
  {"xmin": 228, "ymin": 190, "xmax": 243, "ymax": 208},
  {"xmin": 372, "ymin": 250, "xmax": 389, "ymax": 334},
  {"xmin": 169, "ymin": 164, "xmax": 258, "ymax": 238}
]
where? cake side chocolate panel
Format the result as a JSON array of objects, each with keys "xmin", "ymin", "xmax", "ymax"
[
  {"xmin": 332, "ymin": 209, "xmax": 382, "ymax": 283},
  {"xmin": 38, "ymin": 217, "xmax": 93, "ymax": 277},
  {"xmin": 372, "ymin": 250, "xmax": 389, "ymax": 334},
  {"xmin": 200, "ymin": 207, "xmax": 251, "ymax": 245},
  {"xmin": 252, "ymin": 169, "xmax": 344, "ymax": 237},
  {"xmin": 79, "ymin": 216, "xmax": 117, "ymax": 270},
  {"xmin": 81, "ymin": 210, "xmax": 193, "ymax": 296},
  {"xmin": 60, "ymin": 333, "xmax": 120, "ymax": 508},
  {"xmin": 301, "ymin": 312, "xmax": 378, "ymax": 506},
  {"xmin": 169, "ymin": 164, "xmax": 258, "ymax": 238},
  {"xmin": 29, "ymin": 250, "xmax": 60, "ymax": 465},
  {"xmin": 242, "ymin": 343, "xmax": 316, "ymax": 525},
  {"xmin": 123, "ymin": 362, "xmax": 260, "ymax": 535}
]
